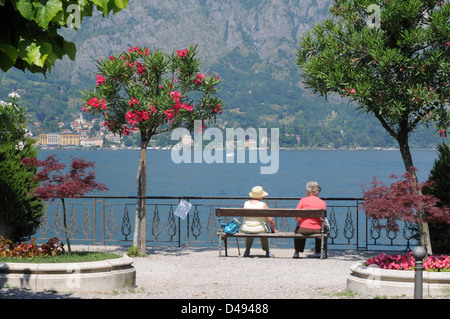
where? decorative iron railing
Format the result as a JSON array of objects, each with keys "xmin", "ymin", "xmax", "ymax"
[{"xmin": 32, "ymin": 196, "xmax": 417, "ymax": 251}]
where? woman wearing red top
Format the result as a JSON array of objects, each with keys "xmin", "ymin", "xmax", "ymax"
[{"xmin": 293, "ymin": 181, "xmax": 326, "ymax": 258}]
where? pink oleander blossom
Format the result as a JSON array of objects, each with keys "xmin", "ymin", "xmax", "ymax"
[
  {"xmin": 194, "ymin": 73, "xmax": 206, "ymax": 85},
  {"xmin": 129, "ymin": 97, "xmax": 140, "ymax": 106},
  {"xmin": 177, "ymin": 49, "xmax": 188, "ymax": 58},
  {"xmin": 85, "ymin": 97, "xmax": 107, "ymax": 111},
  {"xmin": 96, "ymin": 74, "xmax": 106, "ymax": 86}
]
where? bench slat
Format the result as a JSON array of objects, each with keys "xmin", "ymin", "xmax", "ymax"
[
  {"xmin": 219, "ymin": 231, "xmax": 328, "ymax": 239},
  {"xmin": 215, "ymin": 208, "xmax": 326, "ymax": 218}
]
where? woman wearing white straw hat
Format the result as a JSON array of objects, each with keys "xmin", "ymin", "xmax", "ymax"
[{"xmin": 240, "ymin": 186, "xmax": 277, "ymax": 257}]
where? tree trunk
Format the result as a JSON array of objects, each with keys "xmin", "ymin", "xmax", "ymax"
[
  {"xmin": 0, "ymin": 216, "xmax": 14, "ymax": 240},
  {"xmin": 133, "ymin": 137, "xmax": 149, "ymax": 256},
  {"xmin": 61, "ymin": 198, "xmax": 71, "ymax": 255},
  {"xmin": 398, "ymin": 131, "xmax": 432, "ymax": 255}
]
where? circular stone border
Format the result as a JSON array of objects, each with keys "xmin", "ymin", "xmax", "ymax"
[
  {"xmin": 0, "ymin": 256, "xmax": 136, "ymax": 293},
  {"xmin": 347, "ymin": 262, "xmax": 450, "ymax": 297}
]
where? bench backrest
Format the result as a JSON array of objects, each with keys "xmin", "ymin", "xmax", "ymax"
[{"xmin": 215, "ymin": 208, "xmax": 326, "ymax": 218}]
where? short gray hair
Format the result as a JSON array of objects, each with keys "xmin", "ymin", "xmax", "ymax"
[{"xmin": 306, "ymin": 181, "xmax": 321, "ymax": 195}]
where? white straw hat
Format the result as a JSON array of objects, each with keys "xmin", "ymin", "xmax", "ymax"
[{"xmin": 249, "ymin": 186, "xmax": 268, "ymax": 199}]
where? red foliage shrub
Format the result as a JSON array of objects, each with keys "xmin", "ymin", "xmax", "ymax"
[
  {"xmin": 0, "ymin": 236, "xmax": 65, "ymax": 258},
  {"xmin": 362, "ymin": 169, "xmax": 450, "ymax": 232}
]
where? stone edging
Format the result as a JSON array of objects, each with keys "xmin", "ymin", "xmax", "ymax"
[
  {"xmin": 0, "ymin": 256, "xmax": 136, "ymax": 293},
  {"xmin": 347, "ymin": 262, "xmax": 450, "ymax": 297}
]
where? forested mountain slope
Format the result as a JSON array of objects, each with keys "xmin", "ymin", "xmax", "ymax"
[{"xmin": 0, "ymin": 0, "xmax": 442, "ymax": 148}]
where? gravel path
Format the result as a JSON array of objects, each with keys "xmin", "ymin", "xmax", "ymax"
[{"xmin": 0, "ymin": 246, "xmax": 377, "ymax": 299}]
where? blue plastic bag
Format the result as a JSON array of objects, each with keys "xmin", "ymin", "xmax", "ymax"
[{"xmin": 223, "ymin": 218, "xmax": 240, "ymax": 234}]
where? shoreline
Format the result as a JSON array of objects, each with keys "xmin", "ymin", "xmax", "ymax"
[{"xmin": 37, "ymin": 146, "xmax": 437, "ymax": 151}]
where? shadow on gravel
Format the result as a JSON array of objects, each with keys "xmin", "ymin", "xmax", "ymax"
[{"xmin": 0, "ymin": 288, "xmax": 80, "ymax": 299}]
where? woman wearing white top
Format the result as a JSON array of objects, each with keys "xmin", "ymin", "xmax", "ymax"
[{"xmin": 241, "ymin": 186, "xmax": 277, "ymax": 257}]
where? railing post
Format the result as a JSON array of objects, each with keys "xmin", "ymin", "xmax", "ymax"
[{"xmin": 412, "ymin": 246, "xmax": 427, "ymax": 299}]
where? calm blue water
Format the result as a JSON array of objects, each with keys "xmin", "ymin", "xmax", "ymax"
[{"xmin": 37, "ymin": 149, "xmax": 438, "ymax": 199}]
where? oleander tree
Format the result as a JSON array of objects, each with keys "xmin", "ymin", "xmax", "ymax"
[
  {"xmin": 0, "ymin": 0, "xmax": 128, "ymax": 73},
  {"xmin": 82, "ymin": 44, "xmax": 224, "ymax": 254},
  {"xmin": 22, "ymin": 155, "xmax": 108, "ymax": 255},
  {"xmin": 297, "ymin": 0, "xmax": 450, "ymax": 253}
]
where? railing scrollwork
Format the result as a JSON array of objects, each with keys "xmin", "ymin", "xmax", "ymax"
[{"xmin": 29, "ymin": 196, "xmax": 416, "ymax": 251}]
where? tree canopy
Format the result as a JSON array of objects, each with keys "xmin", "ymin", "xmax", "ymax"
[
  {"xmin": 297, "ymin": 0, "xmax": 450, "ymax": 253},
  {"xmin": 297, "ymin": 0, "xmax": 450, "ymax": 173},
  {"xmin": 0, "ymin": 0, "xmax": 128, "ymax": 73}
]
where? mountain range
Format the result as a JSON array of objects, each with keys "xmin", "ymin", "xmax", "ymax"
[{"xmin": 0, "ymin": 0, "xmax": 443, "ymax": 148}]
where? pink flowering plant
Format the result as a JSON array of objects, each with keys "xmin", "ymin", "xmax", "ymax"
[
  {"xmin": 82, "ymin": 44, "xmax": 224, "ymax": 254},
  {"xmin": 365, "ymin": 252, "xmax": 450, "ymax": 272},
  {"xmin": 82, "ymin": 44, "xmax": 223, "ymax": 136}
]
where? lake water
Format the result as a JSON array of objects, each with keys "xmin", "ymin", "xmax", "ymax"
[{"xmin": 37, "ymin": 148, "xmax": 438, "ymax": 199}]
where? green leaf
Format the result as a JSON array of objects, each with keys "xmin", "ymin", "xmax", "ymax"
[
  {"xmin": 15, "ymin": 0, "xmax": 34, "ymax": 20},
  {"xmin": 114, "ymin": 0, "xmax": 128, "ymax": 9},
  {"xmin": 0, "ymin": 42, "xmax": 19, "ymax": 72},
  {"xmin": 19, "ymin": 40, "xmax": 52, "ymax": 67},
  {"xmin": 34, "ymin": 0, "xmax": 63, "ymax": 29},
  {"xmin": 64, "ymin": 41, "xmax": 77, "ymax": 60}
]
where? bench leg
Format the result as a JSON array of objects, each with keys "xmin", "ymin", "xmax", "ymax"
[
  {"xmin": 219, "ymin": 232, "xmax": 222, "ymax": 257},
  {"xmin": 320, "ymin": 233, "xmax": 325, "ymax": 260},
  {"xmin": 224, "ymin": 236, "xmax": 228, "ymax": 257}
]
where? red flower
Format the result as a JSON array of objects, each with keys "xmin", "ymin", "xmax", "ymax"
[
  {"xmin": 129, "ymin": 97, "xmax": 140, "ymax": 106},
  {"xmin": 96, "ymin": 74, "xmax": 106, "ymax": 86},
  {"xmin": 177, "ymin": 49, "xmax": 188, "ymax": 58},
  {"xmin": 86, "ymin": 97, "xmax": 107, "ymax": 110},
  {"xmin": 194, "ymin": 73, "xmax": 206, "ymax": 85}
]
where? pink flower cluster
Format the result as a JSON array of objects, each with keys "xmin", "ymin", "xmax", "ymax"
[
  {"xmin": 343, "ymin": 87, "xmax": 356, "ymax": 95},
  {"xmin": 96, "ymin": 74, "xmax": 106, "ymax": 86},
  {"xmin": 126, "ymin": 110, "xmax": 152, "ymax": 127},
  {"xmin": 177, "ymin": 49, "xmax": 188, "ymax": 58},
  {"xmin": 126, "ymin": 61, "xmax": 146, "ymax": 75},
  {"xmin": 125, "ymin": 97, "xmax": 156, "ymax": 128},
  {"xmin": 366, "ymin": 252, "xmax": 450, "ymax": 272},
  {"xmin": 128, "ymin": 97, "xmax": 140, "ymax": 106},
  {"xmin": 128, "ymin": 46, "xmax": 150, "ymax": 56},
  {"xmin": 214, "ymin": 103, "xmax": 222, "ymax": 114},
  {"xmin": 83, "ymin": 97, "xmax": 107, "ymax": 112},
  {"xmin": 164, "ymin": 91, "xmax": 194, "ymax": 122},
  {"xmin": 194, "ymin": 73, "xmax": 205, "ymax": 85}
]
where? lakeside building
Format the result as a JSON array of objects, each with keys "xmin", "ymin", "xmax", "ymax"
[
  {"xmin": 80, "ymin": 137, "xmax": 104, "ymax": 148},
  {"xmin": 39, "ymin": 132, "xmax": 61, "ymax": 146},
  {"xmin": 61, "ymin": 131, "xmax": 80, "ymax": 146},
  {"xmin": 38, "ymin": 131, "xmax": 104, "ymax": 148}
]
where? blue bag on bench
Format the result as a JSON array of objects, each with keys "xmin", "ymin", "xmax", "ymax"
[{"xmin": 223, "ymin": 218, "xmax": 240, "ymax": 234}]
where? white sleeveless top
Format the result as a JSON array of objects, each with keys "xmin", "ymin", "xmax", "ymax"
[{"xmin": 240, "ymin": 200, "xmax": 269, "ymax": 233}]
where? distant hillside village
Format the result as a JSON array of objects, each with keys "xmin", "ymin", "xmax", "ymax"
[{"xmin": 37, "ymin": 113, "xmax": 120, "ymax": 149}]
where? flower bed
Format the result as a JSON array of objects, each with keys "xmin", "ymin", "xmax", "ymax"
[
  {"xmin": 365, "ymin": 252, "xmax": 450, "ymax": 272},
  {"xmin": 0, "ymin": 237, "xmax": 135, "ymax": 293},
  {"xmin": 347, "ymin": 252, "xmax": 450, "ymax": 297}
]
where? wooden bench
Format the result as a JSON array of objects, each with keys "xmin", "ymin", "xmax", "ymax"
[{"xmin": 216, "ymin": 208, "xmax": 329, "ymax": 259}]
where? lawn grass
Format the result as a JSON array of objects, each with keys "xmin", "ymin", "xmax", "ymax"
[{"xmin": 0, "ymin": 251, "xmax": 122, "ymax": 263}]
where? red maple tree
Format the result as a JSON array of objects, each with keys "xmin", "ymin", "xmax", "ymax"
[
  {"xmin": 22, "ymin": 155, "xmax": 108, "ymax": 254},
  {"xmin": 362, "ymin": 169, "xmax": 450, "ymax": 253}
]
